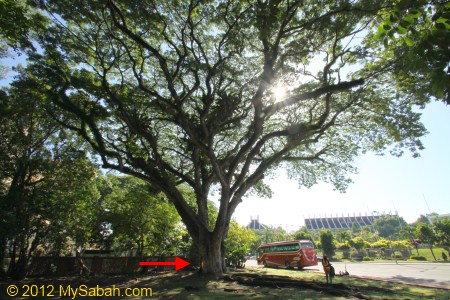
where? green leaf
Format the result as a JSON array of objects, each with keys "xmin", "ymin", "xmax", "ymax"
[
  {"xmin": 436, "ymin": 17, "xmax": 448, "ymax": 24},
  {"xmin": 397, "ymin": 25, "xmax": 407, "ymax": 34},
  {"xmin": 402, "ymin": 16, "xmax": 414, "ymax": 24},
  {"xmin": 377, "ymin": 24, "xmax": 387, "ymax": 34},
  {"xmin": 409, "ymin": 10, "xmax": 421, "ymax": 18},
  {"xmin": 404, "ymin": 36, "xmax": 414, "ymax": 46}
]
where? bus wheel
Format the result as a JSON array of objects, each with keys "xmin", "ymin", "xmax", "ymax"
[
  {"xmin": 263, "ymin": 260, "xmax": 268, "ymax": 267},
  {"xmin": 297, "ymin": 263, "xmax": 304, "ymax": 270},
  {"xmin": 285, "ymin": 261, "xmax": 291, "ymax": 269}
]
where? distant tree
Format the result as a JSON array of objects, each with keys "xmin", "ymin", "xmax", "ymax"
[
  {"xmin": 413, "ymin": 214, "xmax": 431, "ymax": 225},
  {"xmin": 253, "ymin": 227, "xmax": 288, "ymax": 248},
  {"xmin": 399, "ymin": 224, "xmax": 419, "ymax": 255},
  {"xmin": 100, "ymin": 175, "xmax": 182, "ymax": 258},
  {"xmin": 372, "ymin": 215, "xmax": 407, "ymax": 239},
  {"xmin": 293, "ymin": 229, "xmax": 314, "ymax": 242},
  {"xmin": 8, "ymin": 0, "xmax": 435, "ymax": 274},
  {"xmin": 415, "ymin": 223, "xmax": 437, "ymax": 261},
  {"xmin": 319, "ymin": 230, "xmax": 335, "ymax": 258},
  {"xmin": 433, "ymin": 217, "xmax": 450, "ymax": 250},
  {"xmin": 335, "ymin": 230, "xmax": 352, "ymax": 243},
  {"xmin": 225, "ymin": 220, "xmax": 257, "ymax": 267}
]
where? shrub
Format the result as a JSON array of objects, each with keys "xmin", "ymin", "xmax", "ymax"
[
  {"xmin": 400, "ymin": 249, "xmax": 411, "ymax": 258},
  {"xmin": 410, "ymin": 255, "xmax": 427, "ymax": 261},
  {"xmin": 350, "ymin": 251, "xmax": 364, "ymax": 260},
  {"xmin": 363, "ymin": 256, "xmax": 373, "ymax": 261},
  {"xmin": 367, "ymin": 250, "xmax": 378, "ymax": 258}
]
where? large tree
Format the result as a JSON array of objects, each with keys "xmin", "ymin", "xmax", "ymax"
[
  {"xmin": 18, "ymin": 0, "xmax": 433, "ymax": 274},
  {"xmin": 0, "ymin": 72, "xmax": 100, "ymax": 279}
]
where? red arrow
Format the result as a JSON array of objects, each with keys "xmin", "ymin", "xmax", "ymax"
[{"xmin": 139, "ymin": 256, "xmax": 190, "ymax": 271}]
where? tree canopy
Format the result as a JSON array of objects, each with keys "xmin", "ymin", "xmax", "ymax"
[{"xmin": 2, "ymin": 0, "xmax": 445, "ymax": 274}]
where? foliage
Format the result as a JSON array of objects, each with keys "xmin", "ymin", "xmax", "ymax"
[
  {"xmin": 371, "ymin": 238, "xmax": 390, "ymax": 249},
  {"xmin": 415, "ymin": 223, "xmax": 438, "ymax": 261},
  {"xmin": 336, "ymin": 241, "xmax": 351, "ymax": 251},
  {"xmin": 319, "ymin": 229, "xmax": 335, "ymax": 258},
  {"xmin": 293, "ymin": 229, "xmax": 314, "ymax": 242},
  {"xmin": 413, "ymin": 214, "xmax": 431, "ymax": 225},
  {"xmin": 369, "ymin": 0, "xmax": 450, "ymax": 104},
  {"xmin": 99, "ymin": 175, "xmax": 183, "ymax": 257},
  {"xmin": 372, "ymin": 215, "xmax": 407, "ymax": 239},
  {"xmin": 0, "ymin": 0, "xmax": 48, "ymax": 51},
  {"xmin": 254, "ymin": 227, "xmax": 288, "ymax": 245},
  {"xmin": 3, "ymin": 0, "xmax": 436, "ymax": 274},
  {"xmin": 433, "ymin": 217, "xmax": 450, "ymax": 248},
  {"xmin": 349, "ymin": 236, "xmax": 368, "ymax": 250},
  {"xmin": 0, "ymin": 0, "xmax": 48, "ymax": 79},
  {"xmin": 0, "ymin": 74, "xmax": 100, "ymax": 279},
  {"xmin": 225, "ymin": 220, "xmax": 257, "ymax": 267},
  {"xmin": 335, "ymin": 230, "xmax": 352, "ymax": 243},
  {"xmin": 390, "ymin": 240, "xmax": 411, "ymax": 249}
]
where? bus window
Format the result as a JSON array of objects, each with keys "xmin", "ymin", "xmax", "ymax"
[{"xmin": 300, "ymin": 242, "xmax": 314, "ymax": 249}]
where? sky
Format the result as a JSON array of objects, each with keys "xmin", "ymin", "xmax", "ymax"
[{"xmin": 233, "ymin": 100, "xmax": 450, "ymax": 231}]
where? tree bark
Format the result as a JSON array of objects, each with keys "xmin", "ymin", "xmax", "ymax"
[
  {"xmin": 197, "ymin": 227, "xmax": 224, "ymax": 276},
  {"xmin": 0, "ymin": 238, "xmax": 6, "ymax": 279}
]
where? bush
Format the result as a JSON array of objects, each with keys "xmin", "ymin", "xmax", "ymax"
[
  {"xmin": 410, "ymin": 255, "xmax": 427, "ymax": 261},
  {"xmin": 350, "ymin": 251, "xmax": 364, "ymax": 260},
  {"xmin": 363, "ymin": 256, "xmax": 373, "ymax": 261},
  {"xmin": 400, "ymin": 249, "xmax": 411, "ymax": 258},
  {"xmin": 367, "ymin": 250, "xmax": 378, "ymax": 258}
]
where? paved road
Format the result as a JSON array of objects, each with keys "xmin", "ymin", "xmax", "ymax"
[
  {"xmin": 246, "ymin": 260, "xmax": 450, "ymax": 289},
  {"xmin": 330, "ymin": 262, "xmax": 450, "ymax": 289}
]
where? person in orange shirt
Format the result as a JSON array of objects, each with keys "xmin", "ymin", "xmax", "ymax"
[{"xmin": 322, "ymin": 255, "xmax": 333, "ymax": 284}]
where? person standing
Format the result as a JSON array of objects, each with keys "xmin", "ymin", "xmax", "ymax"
[{"xmin": 322, "ymin": 255, "xmax": 332, "ymax": 284}]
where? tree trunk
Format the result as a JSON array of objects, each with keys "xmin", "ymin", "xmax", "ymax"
[
  {"xmin": 0, "ymin": 238, "xmax": 6, "ymax": 279},
  {"xmin": 8, "ymin": 241, "xmax": 28, "ymax": 280},
  {"xmin": 429, "ymin": 246, "xmax": 437, "ymax": 261},
  {"xmin": 197, "ymin": 228, "xmax": 224, "ymax": 276}
]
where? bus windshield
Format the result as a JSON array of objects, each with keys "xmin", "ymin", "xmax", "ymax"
[{"xmin": 300, "ymin": 241, "xmax": 314, "ymax": 249}]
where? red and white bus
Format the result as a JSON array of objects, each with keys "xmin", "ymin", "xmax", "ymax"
[{"xmin": 257, "ymin": 240, "xmax": 318, "ymax": 269}]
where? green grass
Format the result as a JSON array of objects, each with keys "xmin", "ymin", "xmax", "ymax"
[
  {"xmin": 1, "ymin": 267, "xmax": 448, "ymax": 299},
  {"xmin": 332, "ymin": 247, "xmax": 449, "ymax": 262},
  {"xmin": 414, "ymin": 248, "xmax": 448, "ymax": 261}
]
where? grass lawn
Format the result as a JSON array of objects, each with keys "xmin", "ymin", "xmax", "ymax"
[{"xmin": 1, "ymin": 266, "xmax": 448, "ymax": 299}]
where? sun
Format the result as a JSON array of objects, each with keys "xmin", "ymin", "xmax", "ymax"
[{"xmin": 272, "ymin": 85, "xmax": 286, "ymax": 102}]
